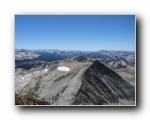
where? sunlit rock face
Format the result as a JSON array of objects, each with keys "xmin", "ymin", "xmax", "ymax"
[{"xmin": 15, "ymin": 57, "xmax": 135, "ymax": 105}]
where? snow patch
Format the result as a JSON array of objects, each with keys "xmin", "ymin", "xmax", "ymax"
[
  {"xmin": 41, "ymin": 69, "xmax": 49, "ymax": 73},
  {"xmin": 45, "ymin": 69, "xmax": 48, "ymax": 72},
  {"xmin": 22, "ymin": 74, "xmax": 31, "ymax": 80},
  {"xmin": 57, "ymin": 67, "xmax": 70, "ymax": 71}
]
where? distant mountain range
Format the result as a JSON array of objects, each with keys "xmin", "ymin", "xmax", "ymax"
[{"xmin": 15, "ymin": 49, "xmax": 135, "ymax": 70}]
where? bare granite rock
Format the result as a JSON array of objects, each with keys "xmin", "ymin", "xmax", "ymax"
[{"xmin": 15, "ymin": 57, "xmax": 135, "ymax": 105}]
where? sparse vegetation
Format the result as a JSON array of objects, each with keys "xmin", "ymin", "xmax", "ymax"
[
  {"xmin": 34, "ymin": 80, "xmax": 40, "ymax": 91},
  {"xmin": 25, "ymin": 89, "xmax": 38, "ymax": 98},
  {"xmin": 16, "ymin": 54, "xmax": 135, "ymax": 105},
  {"xmin": 60, "ymin": 85, "xmax": 68, "ymax": 93},
  {"xmin": 25, "ymin": 76, "xmax": 41, "ymax": 99},
  {"xmin": 53, "ymin": 73, "xmax": 73, "ymax": 83},
  {"xmin": 15, "ymin": 93, "xmax": 50, "ymax": 105},
  {"xmin": 51, "ymin": 85, "xmax": 68, "ymax": 101}
]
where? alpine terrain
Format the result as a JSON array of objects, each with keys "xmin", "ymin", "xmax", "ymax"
[{"xmin": 15, "ymin": 51, "xmax": 135, "ymax": 105}]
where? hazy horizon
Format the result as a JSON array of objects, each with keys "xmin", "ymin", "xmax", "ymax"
[{"xmin": 15, "ymin": 48, "xmax": 135, "ymax": 52}]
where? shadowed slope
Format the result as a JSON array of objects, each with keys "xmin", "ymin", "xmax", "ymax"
[{"xmin": 72, "ymin": 60, "xmax": 135, "ymax": 105}]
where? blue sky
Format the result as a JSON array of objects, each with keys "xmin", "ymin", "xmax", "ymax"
[{"xmin": 15, "ymin": 15, "xmax": 135, "ymax": 51}]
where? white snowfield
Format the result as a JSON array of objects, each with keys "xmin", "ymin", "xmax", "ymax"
[
  {"xmin": 45, "ymin": 69, "xmax": 48, "ymax": 72},
  {"xmin": 22, "ymin": 74, "xmax": 32, "ymax": 80},
  {"xmin": 42, "ymin": 69, "xmax": 49, "ymax": 73},
  {"xmin": 57, "ymin": 66, "xmax": 70, "ymax": 71}
]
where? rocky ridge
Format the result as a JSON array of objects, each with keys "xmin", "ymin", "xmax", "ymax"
[{"xmin": 15, "ymin": 56, "xmax": 135, "ymax": 105}]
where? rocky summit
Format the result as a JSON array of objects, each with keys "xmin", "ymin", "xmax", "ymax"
[{"xmin": 15, "ymin": 56, "xmax": 135, "ymax": 105}]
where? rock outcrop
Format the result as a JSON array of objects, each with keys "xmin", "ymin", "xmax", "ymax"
[
  {"xmin": 15, "ymin": 57, "xmax": 135, "ymax": 105},
  {"xmin": 15, "ymin": 93, "xmax": 50, "ymax": 105}
]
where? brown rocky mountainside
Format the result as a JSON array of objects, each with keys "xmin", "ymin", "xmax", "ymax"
[{"xmin": 15, "ymin": 93, "xmax": 50, "ymax": 105}]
